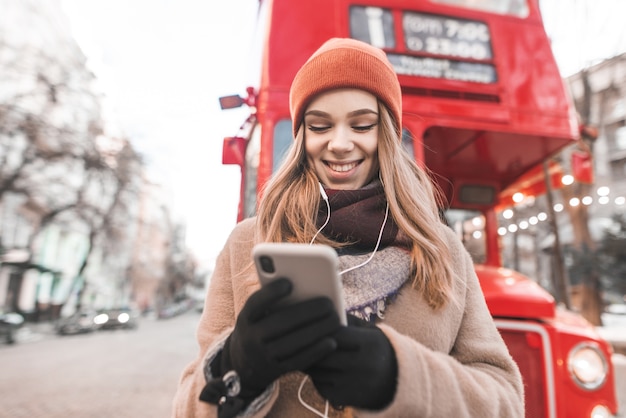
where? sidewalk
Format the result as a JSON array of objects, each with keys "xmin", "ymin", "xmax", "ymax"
[
  {"xmin": 597, "ymin": 312, "xmax": 626, "ymax": 355},
  {"xmin": 598, "ymin": 328, "xmax": 626, "ymax": 355},
  {"xmin": 12, "ymin": 320, "xmax": 56, "ymax": 343}
]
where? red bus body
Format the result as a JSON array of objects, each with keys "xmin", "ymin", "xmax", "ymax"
[{"xmin": 220, "ymin": 1, "xmax": 618, "ymax": 416}]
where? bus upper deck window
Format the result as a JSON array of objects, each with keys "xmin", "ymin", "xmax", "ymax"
[
  {"xmin": 430, "ymin": 0, "xmax": 529, "ymax": 17},
  {"xmin": 350, "ymin": 6, "xmax": 396, "ymax": 49}
]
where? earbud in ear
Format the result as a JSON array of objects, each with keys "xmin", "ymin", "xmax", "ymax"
[{"xmin": 311, "ymin": 183, "xmax": 331, "ymax": 245}]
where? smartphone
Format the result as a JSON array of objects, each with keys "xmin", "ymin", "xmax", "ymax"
[{"xmin": 252, "ymin": 243, "xmax": 347, "ymax": 325}]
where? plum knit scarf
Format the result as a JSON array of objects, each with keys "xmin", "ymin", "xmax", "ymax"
[{"xmin": 317, "ymin": 180, "xmax": 410, "ymax": 250}]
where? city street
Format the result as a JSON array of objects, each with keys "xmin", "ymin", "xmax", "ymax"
[
  {"xmin": 1, "ymin": 310, "xmax": 625, "ymax": 417},
  {"xmin": 0, "ymin": 311, "xmax": 201, "ymax": 418},
  {"xmin": 615, "ymin": 354, "xmax": 626, "ymax": 417}
]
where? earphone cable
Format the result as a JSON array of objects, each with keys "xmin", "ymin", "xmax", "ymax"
[
  {"xmin": 339, "ymin": 201, "xmax": 389, "ymax": 276},
  {"xmin": 297, "ymin": 376, "xmax": 329, "ymax": 418},
  {"xmin": 310, "ymin": 194, "xmax": 331, "ymax": 245}
]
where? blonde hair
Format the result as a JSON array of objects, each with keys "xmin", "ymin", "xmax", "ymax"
[{"xmin": 256, "ymin": 102, "xmax": 453, "ymax": 309}]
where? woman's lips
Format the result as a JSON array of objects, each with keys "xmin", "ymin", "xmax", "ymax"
[{"xmin": 326, "ymin": 161, "xmax": 360, "ymax": 172}]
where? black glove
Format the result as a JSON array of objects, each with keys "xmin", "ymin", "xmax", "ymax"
[
  {"xmin": 306, "ymin": 314, "xmax": 398, "ymax": 410},
  {"xmin": 219, "ymin": 278, "xmax": 341, "ymax": 398}
]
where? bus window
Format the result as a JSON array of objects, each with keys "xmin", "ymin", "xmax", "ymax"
[
  {"xmin": 444, "ymin": 209, "xmax": 487, "ymax": 264},
  {"xmin": 243, "ymin": 119, "xmax": 290, "ymax": 218},
  {"xmin": 349, "ymin": 6, "xmax": 396, "ymax": 49},
  {"xmin": 244, "ymin": 125, "xmax": 261, "ymax": 218},
  {"xmin": 273, "ymin": 119, "xmax": 293, "ymax": 172},
  {"xmin": 430, "ymin": 0, "xmax": 529, "ymax": 17}
]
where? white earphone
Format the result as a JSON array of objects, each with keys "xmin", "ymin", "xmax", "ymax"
[
  {"xmin": 318, "ymin": 182, "xmax": 328, "ymax": 201},
  {"xmin": 310, "ymin": 183, "xmax": 331, "ymax": 245}
]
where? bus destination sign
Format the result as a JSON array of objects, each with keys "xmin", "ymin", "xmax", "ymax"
[
  {"xmin": 388, "ymin": 54, "xmax": 497, "ymax": 84},
  {"xmin": 403, "ymin": 12, "xmax": 493, "ymax": 60},
  {"xmin": 396, "ymin": 12, "xmax": 496, "ymax": 84}
]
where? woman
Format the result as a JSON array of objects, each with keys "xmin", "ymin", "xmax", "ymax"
[{"xmin": 173, "ymin": 38, "xmax": 524, "ymax": 418}]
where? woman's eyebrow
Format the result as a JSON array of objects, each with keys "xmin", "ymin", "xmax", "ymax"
[
  {"xmin": 304, "ymin": 109, "xmax": 330, "ymax": 118},
  {"xmin": 304, "ymin": 108, "xmax": 378, "ymax": 118},
  {"xmin": 347, "ymin": 108, "xmax": 378, "ymax": 118}
]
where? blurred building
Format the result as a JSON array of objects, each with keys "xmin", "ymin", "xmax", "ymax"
[
  {"xmin": 128, "ymin": 178, "xmax": 174, "ymax": 314},
  {"xmin": 0, "ymin": 0, "xmax": 97, "ymax": 319},
  {"xmin": 566, "ymin": 53, "xmax": 626, "ymax": 208},
  {"xmin": 0, "ymin": 0, "xmax": 195, "ymax": 321}
]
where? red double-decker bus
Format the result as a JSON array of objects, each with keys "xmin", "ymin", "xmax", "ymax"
[{"xmin": 220, "ymin": 1, "xmax": 618, "ymax": 416}]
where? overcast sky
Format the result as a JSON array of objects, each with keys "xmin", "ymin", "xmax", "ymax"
[
  {"xmin": 59, "ymin": 0, "xmax": 626, "ymax": 269},
  {"xmin": 540, "ymin": 0, "xmax": 626, "ymax": 76},
  {"xmin": 61, "ymin": 0, "xmax": 257, "ymax": 269}
]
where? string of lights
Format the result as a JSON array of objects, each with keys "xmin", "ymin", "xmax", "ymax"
[{"xmin": 496, "ymin": 178, "xmax": 625, "ymax": 237}]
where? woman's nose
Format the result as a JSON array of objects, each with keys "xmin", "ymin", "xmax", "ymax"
[{"xmin": 327, "ymin": 126, "xmax": 354, "ymax": 152}]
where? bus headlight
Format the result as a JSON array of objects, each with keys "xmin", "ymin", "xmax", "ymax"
[
  {"xmin": 567, "ymin": 343, "xmax": 608, "ymax": 390},
  {"xmin": 590, "ymin": 404, "xmax": 611, "ymax": 418}
]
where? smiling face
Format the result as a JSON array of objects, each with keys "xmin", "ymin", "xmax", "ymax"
[{"xmin": 303, "ymin": 88, "xmax": 380, "ymax": 190}]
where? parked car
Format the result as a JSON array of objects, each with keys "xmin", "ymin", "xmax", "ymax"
[
  {"xmin": 96, "ymin": 307, "xmax": 139, "ymax": 330},
  {"xmin": 55, "ymin": 310, "xmax": 101, "ymax": 335},
  {"xmin": 0, "ymin": 311, "xmax": 25, "ymax": 344}
]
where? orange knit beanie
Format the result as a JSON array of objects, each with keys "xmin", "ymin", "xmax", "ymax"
[{"xmin": 289, "ymin": 38, "xmax": 402, "ymax": 138}]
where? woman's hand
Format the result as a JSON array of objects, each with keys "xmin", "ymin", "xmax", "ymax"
[
  {"xmin": 220, "ymin": 278, "xmax": 341, "ymax": 397},
  {"xmin": 307, "ymin": 315, "xmax": 398, "ymax": 410}
]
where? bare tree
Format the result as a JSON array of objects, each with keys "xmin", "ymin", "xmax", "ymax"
[
  {"xmin": 71, "ymin": 140, "xmax": 143, "ymax": 311},
  {"xmin": 1, "ymin": 38, "xmax": 144, "ymax": 315},
  {"xmin": 1, "ymin": 31, "xmax": 192, "ymax": 317},
  {"xmin": 560, "ymin": 69, "xmax": 603, "ymax": 325},
  {"xmin": 0, "ymin": 40, "xmax": 102, "ymax": 205}
]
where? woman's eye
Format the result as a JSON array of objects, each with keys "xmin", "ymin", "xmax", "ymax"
[
  {"xmin": 308, "ymin": 125, "xmax": 330, "ymax": 133},
  {"xmin": 353, "ymin": 123, "xmax": 377, "ymax": 132}
]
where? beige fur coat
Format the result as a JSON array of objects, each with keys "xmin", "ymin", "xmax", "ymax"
[{"xmin": 172, "ymin": 218, "xmax": 524, "ymax": 417}]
